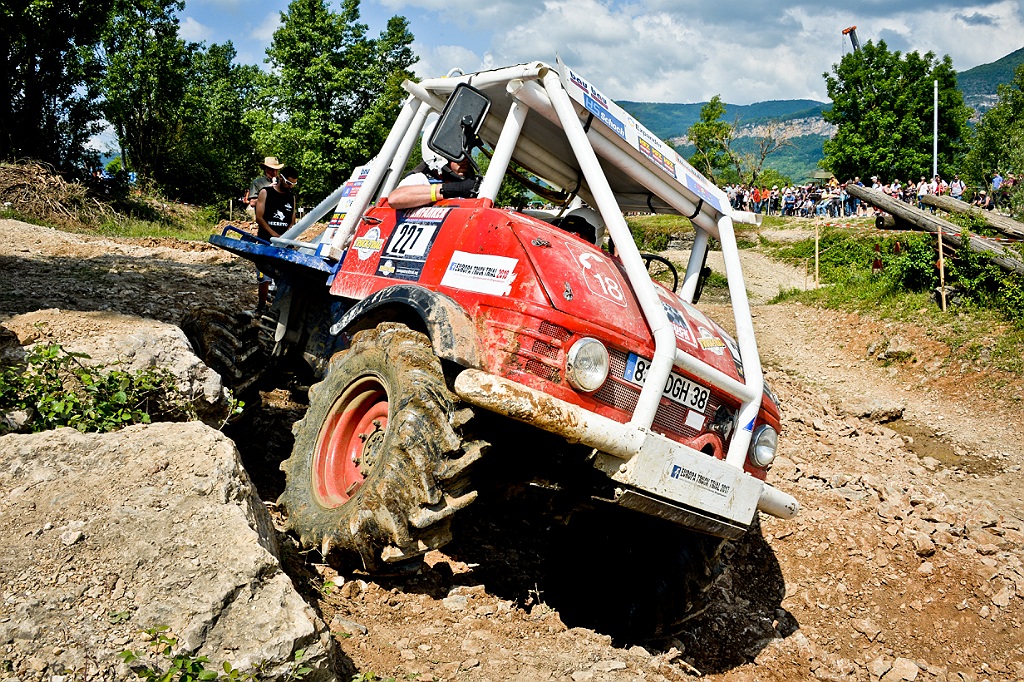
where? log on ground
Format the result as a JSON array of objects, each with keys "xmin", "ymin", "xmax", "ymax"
[
  {"xmin": 920, "ymin": 194, "xmax": 1024, "ymax": 240},
  {"xmin": 848, "ymin": 184, "xmax": 1024, "ymax": 276}
]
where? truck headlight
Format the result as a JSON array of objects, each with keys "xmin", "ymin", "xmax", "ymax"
[
  {"xmin": 566, "ymin": 338, "xmax": 609, "ymax": 392},
  {"xmin": 749, "ymin": 424, "xmax": 778, "ymax": 467}
]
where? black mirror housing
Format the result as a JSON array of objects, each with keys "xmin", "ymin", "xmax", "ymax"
[{"xmin": 428, "ymin": 83, "xmax": 490, "ymax": 162}]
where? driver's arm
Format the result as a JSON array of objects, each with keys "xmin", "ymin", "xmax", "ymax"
[{"xmin": 387, "ymin": 178, "xmax": 477, "ymax": 210}]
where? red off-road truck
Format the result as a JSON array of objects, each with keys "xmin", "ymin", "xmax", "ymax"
[{"xmin": 187, "ymin": 58, "xmax": 798, "ymax": 638}]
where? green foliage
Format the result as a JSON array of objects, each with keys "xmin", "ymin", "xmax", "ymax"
[
  {"xmin": 625, "ymin": 214, "xmax": 693, "ymax": 251},
  {"xmin": 686, "ymin": 95, "xmax": 732, "ymax": 182},
  {"xmin": 0, "ymin": 0, "xmax": 109, "ymax": 174},
  {"xmin": 0, "ymin": 341, "xmax": 193, "ymax": 434},
  {"xmin": 99, "ymin": 1, "xmax": 260, "ymax": 204},
  {"xmin": 947, "ymin": 238, "xmax": 1024, "ymax": 325},
  {"xmin": 120, "ymin": 627, "xmax": 312, "ymax": 681},
  {"xmin": 251, "ymin": 0, "xmax": 417, "ymax": 201},
  {"xmin": 764, "ymin": 226, "xmax": 1023, "ymax": 331},
  {"xmin": 822, "ymin": 40, "xmax": 972, "ymax": 183},
  {"xmin": 885, "ymin": 234, "xmax": 939, "ymax": 292},
  {"xmin": 961, "ymin": 63, "xmax": 1024, "ymax": 219}
]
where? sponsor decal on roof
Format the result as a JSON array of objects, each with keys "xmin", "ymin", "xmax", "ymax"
[{"xmin": 583, "ymin": 93, "xmax": 626, "ymax": 141}]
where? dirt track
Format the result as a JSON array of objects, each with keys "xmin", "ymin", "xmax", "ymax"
[{"xmin": 2, "ymin": 218, "xmax": 1023, "ymax": 681}]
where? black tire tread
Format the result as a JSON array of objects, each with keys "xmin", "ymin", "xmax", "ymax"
[
  {"xmin": 278, "ymin": 322, "xmax": 486, "ymax": 571},
  {"xmin": 180, "ymin": 307, "xmax": 267, "ymax": 396}
]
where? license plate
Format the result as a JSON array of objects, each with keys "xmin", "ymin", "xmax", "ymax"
[{"xmin": 624, "ymin": 353, "xmax": 710, "ymax": 412}]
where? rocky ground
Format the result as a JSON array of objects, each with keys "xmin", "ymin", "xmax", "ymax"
[{"xmin": 1, "ymin": 218, "xmax": 1023, "ymax": 681}]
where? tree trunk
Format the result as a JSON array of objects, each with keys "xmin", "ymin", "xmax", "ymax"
[
  {"xmin": 848, "ymin": 184, "xmax": 1024, "ymax": 276},
  {"xmin": 919, "ymin": 194, "xmax": 1024, "ymax": 240}
]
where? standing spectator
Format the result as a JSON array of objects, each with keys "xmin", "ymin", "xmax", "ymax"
[
  {"xmin": 991, "ymin": 171, "xmax": 1004, "ymax": 208},
  {"xmin": 253, "ymin": 165, "xmax": 299, "ymax": 313},
  {"xmin": 949, "ymin": 174, "xmax": 965, "ymax": 200},
  {"xmin": 244, "ymin": 157, "xmax": 284, "ymax": 220},
  {"xmin": 916, "ymin": 176, "xmax": 929, "ymax": 209}
]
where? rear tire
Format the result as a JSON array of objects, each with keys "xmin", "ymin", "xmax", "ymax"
[
  {"xmin": 279, "ymin": 322, "xmax": 485, "ymax": 571},
  {"xmin": 180, "ymin": 307, "xmax": 267, "ymax": 396}
]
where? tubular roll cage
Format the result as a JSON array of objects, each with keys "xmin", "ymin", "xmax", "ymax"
[{"xmin": 278, "ymin": 60, "xmax": 795, "ymax": 521}]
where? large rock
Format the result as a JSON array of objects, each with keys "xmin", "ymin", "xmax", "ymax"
[
  {"xmin": 1, "ymin": 309, "xmax": 232, "ymax": 425},
  {"xmin": 0, "ymin": 422, "xmax": 337, "ymax": 681}
]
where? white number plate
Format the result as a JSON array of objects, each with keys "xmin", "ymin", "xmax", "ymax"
[{"xmin": 624, "ymin": 353, "xmax": 710, "ymax": 412}]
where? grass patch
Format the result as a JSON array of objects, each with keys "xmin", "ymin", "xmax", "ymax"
[
  {"xmin": 625, "ymin": 214, "xmax": 694, "ymax": 251},
  {"xmin": 765, "ymin": 224, "xmax": 1024, "ymax": 376}
]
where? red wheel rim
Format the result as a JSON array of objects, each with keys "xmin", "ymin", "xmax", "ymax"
[{"xmin": 312, "ymin": 376, "xmax": 389, "ymax": 507}]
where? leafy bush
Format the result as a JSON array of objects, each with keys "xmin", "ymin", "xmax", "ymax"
[
  {"xmin": 0, "ymin": 342, "xmax": 194, "ymax": 434},
  {"xmin": 883, "ymin": 233, "xmax": 939, "ymax": 292}
]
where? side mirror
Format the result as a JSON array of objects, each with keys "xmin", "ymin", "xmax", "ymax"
[{"xmin": 428, "ymin": 83, "xmax": 490, "ymax": 162}]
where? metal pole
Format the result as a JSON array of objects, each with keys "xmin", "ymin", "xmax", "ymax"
[
  {"xmin": 938, "ymin": 225, "xmax": 947, "ymax": 312},
  {"xmin": 815, "ymin": 221, "xmax": 820, "ymax": 286},
  {"xmin": 933, "ymin": 80, "xmax": 938, "ymax": 179}
]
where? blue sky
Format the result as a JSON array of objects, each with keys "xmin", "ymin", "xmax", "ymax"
[{"xmin": 180, "ymin": 0, "xmax": 1024, "ymax": 105}]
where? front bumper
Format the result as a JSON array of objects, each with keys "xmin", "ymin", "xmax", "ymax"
[{"xmin": 453, "ymin": 368, "xmax": 799, "ymax": 539}]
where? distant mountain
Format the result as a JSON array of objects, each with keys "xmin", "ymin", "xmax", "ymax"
[
  {"xmin": 618, "ymin": 100, "xmax": 829, "ymax": 142},
  {"xmin": 618, "ymin": 99, "xmax": 832, "ymax": 182},
  {"xmin": 957, "ymin": 45, "xmax": 1024, "ymax": 112},
  {"xmin": 617, "ymin": 45, "xmax": 1024, "ymax": 183}
]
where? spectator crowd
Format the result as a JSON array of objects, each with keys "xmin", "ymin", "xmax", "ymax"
[{"xmin": 724, "ymin": 171, "xmax": 1016, "ymax": 218}]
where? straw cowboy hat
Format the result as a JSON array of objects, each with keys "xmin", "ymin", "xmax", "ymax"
[{"xmin": 261, "ymin": 156, "xmax": 284, "ymax": 170}]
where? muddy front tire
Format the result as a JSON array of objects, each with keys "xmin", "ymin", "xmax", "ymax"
[{"xmin": 279, "ymin": 323, "xmax": 484, "ymax": 571}]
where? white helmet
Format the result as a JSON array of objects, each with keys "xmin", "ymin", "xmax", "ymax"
[
  {"xmin": 565, "ymin": 206, "xmax": 606, "ymax": 245},
  {"xmin": 420, "ymin": 119, "xmax": 448, "ymax": 174}
]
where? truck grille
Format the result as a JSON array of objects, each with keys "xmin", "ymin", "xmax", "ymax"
[
  {"xmin": 497, "ymin": 321, "xmax": 570, "ymax": 383},
  {"xmin": 594, "ymin": 349, "xmax": 722, "ymax": 441}
]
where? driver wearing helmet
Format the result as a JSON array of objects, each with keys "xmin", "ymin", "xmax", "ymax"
[{"xmin": 387, "ymin": 128, "xmax": 479, "ymax": 210}]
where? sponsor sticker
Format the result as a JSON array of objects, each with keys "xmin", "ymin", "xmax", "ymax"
[
  {"xmin": 583, "ymin": 93, "xmax": 626, "ymax": 141},
  {"xmin": 440, "ymin": 251, "xmax": 518, "ymax": 296},
  {"xmin": 696, "ymin": 326, "xmax": 726, "ymax": 355},
  {"xmin": 639, "ymin": 138, "xmax": 677, "ymax": 178},
  {"xmin": 662, "ymin": 302, "xmax": 697, "ymax": 348},
  {"xmin": 683, "ymin": 171, "xmax": 724, "ymax": 213},
  {"xmin": 376, "ymin": 207, "xmax": 449, "ymax": 280},
  {"xmin": 352, "ymin": 226, "xmax": 384, "ymax": 261},
  {"xmin": 669, "ymin": 464, "xmax": 731, "ymax": 497}
]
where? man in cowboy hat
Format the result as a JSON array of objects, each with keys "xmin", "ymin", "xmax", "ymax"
[{"xmin": 243, "ymin": 156, "xmax": 284, "ymax": 219}]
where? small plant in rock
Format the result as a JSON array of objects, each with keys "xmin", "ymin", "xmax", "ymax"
[
  {"xmin": 119, "ymin": 627, "xmax": 312, "ymax": 681},
  {"xmin": 0, "ymin": 341, "xmax": 196, "ymax": 435}
]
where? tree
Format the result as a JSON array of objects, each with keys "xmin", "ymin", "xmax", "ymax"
[
  {"xmin": 100, "ymin": 0, "xmax": 190, "ymax": 184},
  {"xmin": 737, "ymin": 120, "xmax": 792, "ymax": 187},
  {"xmin": 100, "ymin": 0, "xmax": 263, "ymax": 203},
  {"xmin": 160, "ymin": 42, "xmax": 263, "ymax": 203},
  {"xmin": 962, "ymin": 63, "xmax": 1023, "ymax": 217},
  {"xmin": 822, "ymin": 40, "xmax": 972, "ymax": 183},
  {"xmin": 252, "ymin": 0, "xmax": 417, "ymax": 201},
  {"xmin": 0, "ymin": 0, "xmax": 113, "ymax": 172},
  {"xmin": 686, "ymin": 96, "xmax": 732, "ymax": 183}
]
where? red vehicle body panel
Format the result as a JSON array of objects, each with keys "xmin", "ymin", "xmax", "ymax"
[{"xmin": 330, "ymin": 198, "xmax": 776, "ymax": 478}]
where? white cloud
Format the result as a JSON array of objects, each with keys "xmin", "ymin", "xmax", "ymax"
[
  {"xmin": 190, "ymin": 0, "xmax": 1023, "ymax": 105},
  {"xmin": 179, "ymin": 16, "xmax": 214, "ymax": 42}
]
